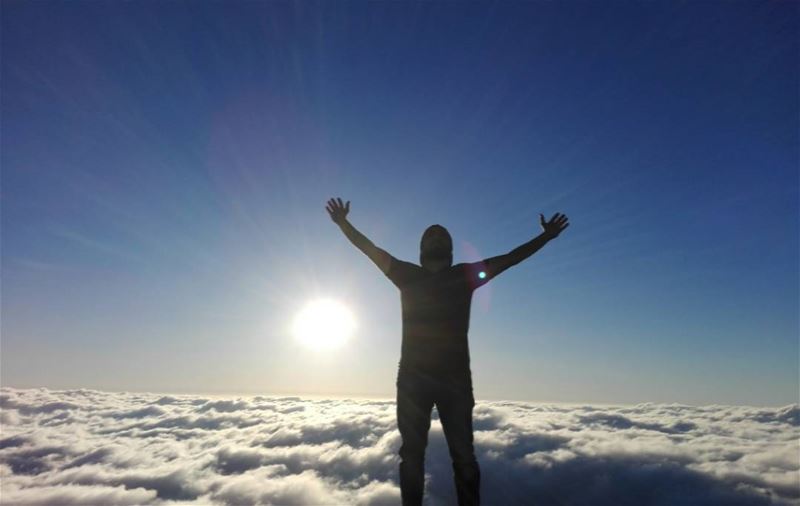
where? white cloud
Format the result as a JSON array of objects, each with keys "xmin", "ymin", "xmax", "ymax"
[
  {"xmin": 0, "ymin": 484, "xmax": 157, "ymax": 505},
  {"xmin": 0, "ymin": 387, "xmax": 797, "ymax": 505}
]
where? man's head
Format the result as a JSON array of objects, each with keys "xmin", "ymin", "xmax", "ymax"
[{"xmin": 420, "ymin": 224, "xmax": 453, "ymax": 272}]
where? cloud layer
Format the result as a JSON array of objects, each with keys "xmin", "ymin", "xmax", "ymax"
[{"xmin": 1, "ymin": 387, "xmax": 797, "ymax": 505}]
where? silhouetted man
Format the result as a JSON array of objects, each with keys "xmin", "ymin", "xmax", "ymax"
[{"xmin": 326, "ymin": 197, "xmax": 569, "ymax": 506}]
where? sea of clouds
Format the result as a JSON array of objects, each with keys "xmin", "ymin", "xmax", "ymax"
[{"xmin": 0, "ymin": 387, "xmax": 797, "ymax": 505}]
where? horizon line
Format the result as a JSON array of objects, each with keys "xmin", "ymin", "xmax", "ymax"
[{"xmin": 1, "ymin": 383, "xmax": 796, "ymax": 409}]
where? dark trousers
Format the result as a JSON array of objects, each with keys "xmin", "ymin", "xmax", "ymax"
[{"xmin": 396, "ymin": 366, "xmax": 480, "ymax": 506}]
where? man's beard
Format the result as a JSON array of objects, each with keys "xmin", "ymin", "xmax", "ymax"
[{"xmin": 421, "ymin": 246, "xmax": 452, "ymax": 266}]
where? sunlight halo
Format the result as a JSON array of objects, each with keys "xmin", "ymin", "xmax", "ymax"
[{"xmin": 292, "ymin": 298, "xmax": 356, "ymax": 351}]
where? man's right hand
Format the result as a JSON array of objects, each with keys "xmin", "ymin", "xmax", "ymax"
[
  {"xmin": 326, "ymin": 197, "xmax": 350, "ymax": 226},
  {"xmin": 326, "ymin": 197, "xmax": 392, "ymax": 275}
]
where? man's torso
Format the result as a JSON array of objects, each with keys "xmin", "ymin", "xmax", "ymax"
[{"xmin": 389, "ymin": 261, "xmax": 476, "ymax": 374}]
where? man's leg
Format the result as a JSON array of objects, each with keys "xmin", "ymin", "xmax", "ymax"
[
  {"xmin": 436, "ymin": 376, "xmax": 480, "ymax": 506},
  {"xmin": 397, "ymin": 369, "xmax": 435, "ymax": 506}
]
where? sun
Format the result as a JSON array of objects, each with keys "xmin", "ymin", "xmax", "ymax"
[{"xmin": 292, "ymin": 298, "xmax": 356, "ymax": 351}]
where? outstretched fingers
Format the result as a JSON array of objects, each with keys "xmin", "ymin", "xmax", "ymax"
[
  {"xmin": 326, "ymin": 197, "xmax": 350, "ymax": 223},
  {"xmin": 541, "ymin": 211, "xmax": 570, "ymax": 236},
  {"xmin": 556, "ymin": 214, "xmax": 569, "ymax": 231}
]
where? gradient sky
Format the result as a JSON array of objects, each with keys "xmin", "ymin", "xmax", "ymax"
[{"xmin": 2, "ymin": 1, "xmax": 797, "ymax": 406}]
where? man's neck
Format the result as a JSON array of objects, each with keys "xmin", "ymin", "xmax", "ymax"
[{"xmin": 422, "ymin": 259, "xmax": 450, "ymax": 273}]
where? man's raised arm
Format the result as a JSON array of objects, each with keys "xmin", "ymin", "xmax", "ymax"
[
  {"xmin": 326, "ymin": 197, "xmax": 391, "ymax": 275},
  {"xmin": 473, "ymin": 212, "xmax": 570, "ymax": 283}
]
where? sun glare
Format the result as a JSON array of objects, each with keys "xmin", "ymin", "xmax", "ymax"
[{"xmin": 292, "ymin": 299, "xmax": 356, "ymax": 351}]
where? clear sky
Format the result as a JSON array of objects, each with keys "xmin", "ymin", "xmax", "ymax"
[{"xmin": 2, "ymin": 1, "xmax": 797, "ymax": 406}]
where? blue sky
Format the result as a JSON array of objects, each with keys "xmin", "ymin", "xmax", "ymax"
[{"xmin": 2, "ymin": 1, "xmax": 797, "ymax": 405}]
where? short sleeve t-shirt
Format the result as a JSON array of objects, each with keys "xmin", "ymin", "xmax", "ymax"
[{"xmin": 385, "ymin": 257, "xmax": 490, "ymax": 374}]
